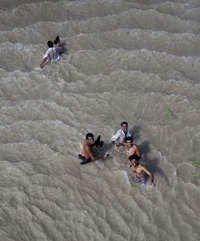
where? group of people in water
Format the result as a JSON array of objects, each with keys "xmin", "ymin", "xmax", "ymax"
[
  {"xmin": 79, "ymin": 122, "xmax": 155, "ymax": 187},
  {"xmin": 40, "ymin": 38, "xmax": 155, "ymax": 187}
]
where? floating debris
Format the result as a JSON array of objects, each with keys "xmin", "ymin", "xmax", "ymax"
[
  {"xmin": 104, "ymin": 115, "xmax": 110, "ymax": 122},
  {"xmin": 191, "ymin": 173, "xmax": 200, "ymax": 178},
  {"xmin": 192, "ymin": 160, "xmax": 200, "ymax": 166},
  {"xmin": 165, "ymin": 108, "xmax": 174, "ymax": 118},
  {"xmin": 191, "ymin": 160, "xmax": 200, "ymax": 178}
]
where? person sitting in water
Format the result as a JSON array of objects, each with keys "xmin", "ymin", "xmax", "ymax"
[
  {"xmin": 40, "ymin": 36, "xmax": 62, "ymax": 68},
  {"xmin": 128, "ymin": 154, "xmax": 155, "ymax": 186},
  {"xmin": 110, "ymin": 121, "xmax": 132, "ymax": 148},
  {"xmin": 79, "ymin": 133, "xmax": 109, "ymax": 165},
  {"xmin": 121, "ymin": 136, "xmax": 141, "ymax": 160}
]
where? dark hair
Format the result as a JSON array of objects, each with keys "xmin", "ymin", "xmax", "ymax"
[
  {"xmin": 126, "ymin": 137, "xmax": 133, "ymax": 142},
  {"xmin": 54, "ymin": 36, "xmax": 60, "ymax": 45},
  {"xmin": 47, "ymin": 41, "xmax": 53, "ymax": 48},
  {"xmin": 121, "ymin": 121, "xmax": 128, "ymax": 126},
  {"xmin": 129, "ymin": 154, "xmax": 139, "ymax": 162},
  {"xmin": 86, "ymin": 133, "xmax": 94, "ymax": 140}
]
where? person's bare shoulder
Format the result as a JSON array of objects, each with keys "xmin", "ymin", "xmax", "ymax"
[
  {"xmin": 85, "ymin": 143, "xmax": 92, "ymax": 152},
  {"xmin": 133, "ymin": 144, "xmax": 139, "ymax": 150},
  {"xmin": 139, "ymin": 163, "xmax": 145, "ymax": 169}
]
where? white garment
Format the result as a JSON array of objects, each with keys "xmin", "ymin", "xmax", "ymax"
[
  {"xmin": 110, "ymin": 129, "xmax": 125, "ymax": 144},
  {"xmin": 43, "ymin": 47, "xmax": 62, "ymax": 63}
]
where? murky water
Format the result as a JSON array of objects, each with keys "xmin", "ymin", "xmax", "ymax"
[{"xmin": 0, "ymin": 1, "xmax": 200, "ymax": 240}]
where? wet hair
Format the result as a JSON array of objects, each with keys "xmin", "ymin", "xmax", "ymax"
[
  {"xmin": 54, "ymin": 36, "xmax": 60, "ymax": 45},
  {"xmin": 47, "ymin": 41, "xmax": 53, "ymax": 48},
  {"xmin": 121, "ymin": 121, "xmax": 128, "ymax": 126},
  {"xmin": 86, "ymin": 133, "xmax": 94, "ymax": 140},
  {"xmin": 126, "ymin": 137, "xmax": 133, "ymax": 142},
  {"xmin": 129, "ymin": 154, "xmax": 139, "ymax": 162}
]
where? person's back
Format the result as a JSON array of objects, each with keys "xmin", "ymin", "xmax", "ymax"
[
  {"xmin": 44, "ymin": 46, "xmax": 61, "ymax": 63},
  {"xmin": 40, "ymin": 39, "xmax": 62, "ymax": 67}
]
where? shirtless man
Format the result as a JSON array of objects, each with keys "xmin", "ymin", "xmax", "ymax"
[
  {"xmin": 79, "ymin": 133, "xmax": 109, "ymax": 165},
  {"xmin": 128, "ymin": 155, "xmax": 155, "ymax": 186},
  {"xmin": 123, "ymin": 137, "xmax": 141, "ymax": 159}
]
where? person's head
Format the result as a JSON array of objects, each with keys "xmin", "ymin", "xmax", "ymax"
[
  {"xmin": 129, "ymin": 154, "xmax": 139, "ymax": 166},
  {"xmin": 86, "ymin": 133, "xmax": 94, "ymax": 144},
  {"xmin": 126, "ymin": 137, "xmax": 133, "ymax": 146},
  {"xmin": 47, "ymin": 41, "xmax": 53, "ymax": 48},
  {"xmin": 121, "ymin": 121, "xmax": 128, "ymax": 133}
]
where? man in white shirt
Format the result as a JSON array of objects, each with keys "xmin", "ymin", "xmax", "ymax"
[
  {"xmin": 40, "ymin": 38, "xmax": 62, "ymax": 67},
  {"xmin": 110, "ymin": 121, "xmax": 131, "ymax": 148}
]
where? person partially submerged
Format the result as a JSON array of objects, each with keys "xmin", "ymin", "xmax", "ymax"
[
  {"xmin": 122, "ymin": 136, "xmax": 141, "ymax": 160},
  {"xmin": 110, "ymin": 121, "xmax": 130, "ymax": 148},
  {"xmin": 128, "ymin": 154, "xmax": 155, "ymax": 186},
  {"xmin": 40, "ymin": 36, "xmax": 62, "ymax": 68},
  {"xmin": 79, "ymin": 133, "xmax": 109, "ymax": 165}
]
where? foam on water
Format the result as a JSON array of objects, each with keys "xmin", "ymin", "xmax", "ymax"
[{"xmin": 0, "ymin": 0, "xmax": 200, "ymax": 241}]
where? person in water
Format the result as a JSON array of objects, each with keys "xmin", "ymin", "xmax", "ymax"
[
  {"xmin": 128, "ymin": 154, "xmax": 155, "ymax": 186},
  {"xmin": 110, "ymin": 121, "xmax": 131, "ymax": 148},
  {"xmin": 122, "ymin": 136, "xmax": 141, "ymax": 160},
  {"xmin": 79, "ymin": 133, "xmax": 109, "ymax": 165},
  {"xmin": 40, "ymin": 36, "xmax": 62, "ymax": 67}
]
